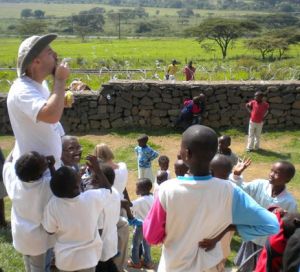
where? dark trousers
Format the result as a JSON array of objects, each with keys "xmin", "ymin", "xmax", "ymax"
[{"xmin": 96, "ymin": 258, "xmax": 119, "ymax": 272}]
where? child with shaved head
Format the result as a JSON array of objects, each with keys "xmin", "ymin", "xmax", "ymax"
[
  {"xmin": 143, "ymin": 125, "xmax": 279, "ymax": 272},
  {"xmin": 232, "ymin": 160, "xmax": 298, "ymax": 271}
]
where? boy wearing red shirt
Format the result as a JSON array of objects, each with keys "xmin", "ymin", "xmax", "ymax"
[{"xmin": 246, "ymin": 91, "xmax": 269, "ymax": 152}]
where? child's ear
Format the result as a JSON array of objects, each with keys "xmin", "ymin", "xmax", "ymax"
[{"xmin": 186, "ymin": 148, "xmax": 192, "ymax": 161}]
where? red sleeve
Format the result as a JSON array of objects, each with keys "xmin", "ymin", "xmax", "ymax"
[{"xmin": 143, "ymin": 197, "xmax": 166, "ymax": 245}]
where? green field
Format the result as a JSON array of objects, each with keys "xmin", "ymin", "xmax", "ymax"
[{"xmin": 0, "ymin": 37, "xmax": 300, "ymax": 93}]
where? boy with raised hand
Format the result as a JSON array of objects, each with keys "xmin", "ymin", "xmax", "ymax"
[
  {"xmin": 42, "ymin": 155, "xmax": 111, "ymax": 272},
  {"xmin": 231, "ymin": 160, "xmax": 298, "ymax": 271},
  {"xmin": 246, "ymin": 91, "xmax": 269, "ymax": 152},
  {"xmin": 3, "ymin": 151, "xmax": 55, "ymax": 272},
  {"xmin": 143, "ymin": 124, "xmax": 279, "ymax": 272}
]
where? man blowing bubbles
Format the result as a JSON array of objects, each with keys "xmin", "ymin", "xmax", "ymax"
[{"xmin": 7, "ymin": 34, "xmax": 70, "ymax": 169}]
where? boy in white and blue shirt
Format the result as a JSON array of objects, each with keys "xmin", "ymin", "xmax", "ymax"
[
  {"xmin": 143, "ymin": 125, "xmax": 279, "ymax": 272},
  {"xmin": 135, "ymin": 134, "xmax": 159, "ymax": 183}
]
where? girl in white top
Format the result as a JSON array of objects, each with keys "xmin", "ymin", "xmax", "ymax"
[
  {"xmin": 42, "ymin": 155, "xmax": 111, "ymax": 272},
  {"xmin": 93, "ymin": 143, "xmax": 130, "ymax": 272},
  {"xmin": 93, "ymin": 143, "xmax": 128, "ymax": 199},
  {"xmin": 3, "ymin": 151, "xmax": 55, "ymax": 272}
]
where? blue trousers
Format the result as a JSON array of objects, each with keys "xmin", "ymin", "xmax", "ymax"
[{"xmin": 131, "ymin": 226, "xmax": 152, "ymax": 265}]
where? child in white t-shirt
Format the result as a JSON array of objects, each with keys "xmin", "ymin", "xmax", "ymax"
[
  {"xmin": 3, "ymin": 151, "xmax": 55, "ymax": 272},
  {"xmin": 128, "ymin": 178, "xmax": 154, "ymax": 269},
  {"xmin": 42, "ymin": 155, "xmax": 111, "ymax": 272},
  {"xmin": 83, "ymin": 162, "xmax": 120, "ymax": 272}
]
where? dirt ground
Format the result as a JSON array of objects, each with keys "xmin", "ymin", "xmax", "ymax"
[
  {"xmin": 80, "ymin": 133, "xmax": 300, "ymax": 202},
  {"xmin": 1, "ymin": 133, "xmax": 299, "ymax": 201}
]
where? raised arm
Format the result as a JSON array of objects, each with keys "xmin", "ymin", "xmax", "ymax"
[
  {"xmin": 86, "ymin": 155, "xmax": 111, "ymax": 191},
  {"xmin": 37, "ymin": 61, "xmax": 70, "ymax": 124}
]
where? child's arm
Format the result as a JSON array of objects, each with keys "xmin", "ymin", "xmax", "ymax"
[
  {"xmin": 147, "ymin": 148, "xmax": 159, "ymax": 162},
  {"xmin": 245, "ymin": 101, "xmax": 252, "ymax": 113},
  {"xmin": 199, "ymin": 225, "xmax": 236, "ymax": 251},
  {"xmin": 232, "ymin": 157, "xmax": 252, "ymax": 177},
  {"xmin": 86, "ymin": 155, "xmax": 111, "ymax": 191},
  {"xmin": 264, "ymin": 108, "xmax": 269, "ymax": 119},
  {"xmin": 123, "ymin": 188, "xmax": 131, "ymax": 203},
  {"xmin": 121, "ymin": 199, "xmax": 143, "ymax": 226},
  {"xmin": 232, "ymin": 186, "xmax": 279, "ymax": 241},
  {"xmin": 121, "ymin": 199, "xmax": 134, "ymax": 220}
]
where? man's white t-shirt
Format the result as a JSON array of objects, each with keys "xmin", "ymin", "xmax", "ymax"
[
  {"xmin": 131, "ymin": 195, "xmax": 154, "ymax": 221},
  {"xmin": 3, "ymin": 162, "xmax": 55, "ymax": 256},
  {"xmin": 42, "ymin": 189, "xmax": 110, "ymax": 271},
  {"xmin": 7, "ymin": 76, "xmax": 62, "ymax": 168},
  {"xmin": 100, "ymin": 187, "xmax": 121, "ymax": 261},
  {"xmin": 114, "ymin": 162, "xmax": 128, "ymax": 198}
]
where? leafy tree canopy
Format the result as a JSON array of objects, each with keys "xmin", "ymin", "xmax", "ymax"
[{"xmin": 187, "ymin": 18, "xmax": 260, "ymax": 59}]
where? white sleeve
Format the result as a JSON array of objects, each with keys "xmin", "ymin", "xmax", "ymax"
[
  {"xmin": 42, "ymin": 200, "xmax": 58, "ymax": 234},
  {"xmin": 15, "ymin": 88, "xmax": 47, "ymax": 123},
  {"xmin": 131, "ymin": 198, "xmax": 143, "ymax": 216},
  {"xmin": 229, "ymin": 173, "xmax": 244, "ymax": 187},
  {"xmin": 2, "ymin": 162, "xmax": 15, "ymax": 197}
]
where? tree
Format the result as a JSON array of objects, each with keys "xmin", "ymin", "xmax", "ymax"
[
  {"xmin": 136, "ymin": 22, "xmax": 153, "ymax": 33},
  {"xmin": 33, "ymin": 10, "xmax": 45, "ymax": 19},
  {"xmin": 20, "ymin": 9, "xmax": 33, "ymax": 18},
  {"xmin": 246, "ymin": 14, "xmax": 299, "ymax": 29},
  {"xmin": 72, "ymin": 11, "xmax": 105, "ymax": 41},
  {"xmin": 177, "ymin": 8, "xmax": 194, "ymax": 18},
  {"xmin": 275, "ymin": 39, "xmax": 289, "ymax": 60},
  {"xmin": 189, "ymin": 18, "xmax": 259, "ymax": 59},
  {"xmin": 134, "ymin": 7, "xmax": 149, "ymax": 18},
  {"xmin": 17, "ymin": 20, "xmax": 47, "ymax": 36},
  {"xmin": 248, "ymin": 38, "xmax": 275, "ymax": 60}
]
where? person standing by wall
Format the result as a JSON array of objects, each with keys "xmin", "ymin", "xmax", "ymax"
[
  {"xmin": 7, "ymin": 34, "xmax": 70, "ymax": 169},
  {"xmin": 245, "ymin": 91, "xmax": 269, "ymax": 152},
  {"xmin": 165, "ymin": 59, "xmax": 179, "ymax": 80},
  {"xmin": 183, "ymin": 61, "xmax": 196, "ymax": 81}
]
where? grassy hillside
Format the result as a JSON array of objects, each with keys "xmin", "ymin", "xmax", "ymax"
[{"xmin": 0, "ymin": 37, "xmax": 299, "ymax": 93}]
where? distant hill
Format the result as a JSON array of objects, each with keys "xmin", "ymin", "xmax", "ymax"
[{"xmin": 0, "ymin": 0, "xmax": 300, "ymax": 12}]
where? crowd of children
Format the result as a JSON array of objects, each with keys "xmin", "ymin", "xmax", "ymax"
[
  {"xmin": 1, "ymin": 124, "xmax": 300, "ymax": 272},
  {"xmin": 1, "ymin": 35, "xmax": 299, "ymax": 272}
]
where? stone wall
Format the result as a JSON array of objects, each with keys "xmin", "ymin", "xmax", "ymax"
[{"xmin": 1, "ymin": 80, "xmax": 300, "ymax": 135}]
